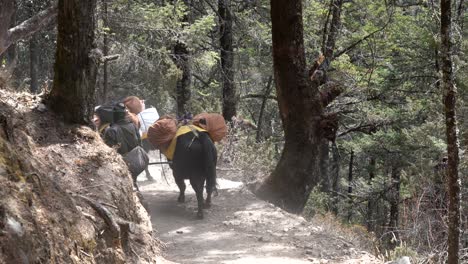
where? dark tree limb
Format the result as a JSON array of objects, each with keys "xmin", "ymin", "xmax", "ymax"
[
  {"xmin": 241, "ymin": 94, "xmax": 277, "ymax": 101},
  {"xmin": 337, "ymin": 122, "xmax": 380, "ymax": 137},
  {"xmin": 333, "ymin": 20, "xmax": 391, "ymax": 59}
]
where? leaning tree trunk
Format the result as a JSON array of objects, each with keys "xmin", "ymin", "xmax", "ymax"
[
  {"xmin": 255, "ymin": 0, "xmax": 325, "ymax": 213},
  {"xmin": 219, "ymin": 0, "xmax": 236, "ymax": 122},
  {"xmin": 440, "ymin": 0, "xmax": 461, "ymax": 262},
  {"xmin": 0, "ymin": 0, "xmax": 57, "ymax": 56},
  {"xmin": 48, "ymin": 0, "xmax": 98, "ymax": 124}
]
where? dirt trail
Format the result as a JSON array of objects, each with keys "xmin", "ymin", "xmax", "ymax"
[{"xmin": 140, "ymin": 162, "xmax": 381, "ymax": 264}]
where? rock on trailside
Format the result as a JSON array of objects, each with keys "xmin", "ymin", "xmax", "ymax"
[{"xmin": 141, "ymin": 165, "xmax": 382, "ymax": 264}]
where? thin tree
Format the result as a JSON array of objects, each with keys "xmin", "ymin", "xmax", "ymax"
[
  {"xmin": 219, "ymin": 0, "xmax": 236, "ymax": 121},
  {"xmin": 48, "ymin": 0, "xmax": 98, "ymax": 124},
  {"xmin": 440, "ymin": 0, "xmax": 461, "ymax": 262},
  {"xmin": 173, "ymin": 0, "xmax": 192, "ymax": 116},
  {"xmin": 255, "ymin": 0, "xmax": 343, "ymax": 212},
  {"xmin": 28, "ymin": 1, "xmax": 39, "ymax": 93},
  {"xmin": 102, "ymin": 0, "xmax": 110, "ymax": 102}
]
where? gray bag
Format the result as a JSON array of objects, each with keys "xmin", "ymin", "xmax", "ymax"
[{"xmin": 124, "ymin": 146, "xmax": 149, "ymax": 180}]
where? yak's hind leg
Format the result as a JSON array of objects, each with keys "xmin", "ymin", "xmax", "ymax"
[
  {"xmin": 191, "ymin": 177, "xmax": 205, "ymax": 219},
  {"xmin": 174, "ymin": 176, "xmax": 186, "ymax": 203},
  {"xmin": 204, "ymin": 175, "xmax": 214, "ymax": 209},
  {"xmin": 203, "ymin": 133, "xmax": 218, "ymax": 209}
]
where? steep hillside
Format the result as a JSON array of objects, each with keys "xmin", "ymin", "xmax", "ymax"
[{"xmin": 0, "ymin": 89, "xmax": 164, "ymax": 263}]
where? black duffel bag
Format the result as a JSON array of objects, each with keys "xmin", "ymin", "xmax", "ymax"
[{"xmin": 123, "ymin": 146, "xmax": 149, "ymax": 181}]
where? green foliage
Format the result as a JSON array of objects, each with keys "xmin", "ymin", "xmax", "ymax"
[
  {"xmin": 303, "ymin": 185, "xmax": 333, "ymax": 218},
  {"xmin": 384, "ymin": 241, "xmax": 418, "ymax": 262}
]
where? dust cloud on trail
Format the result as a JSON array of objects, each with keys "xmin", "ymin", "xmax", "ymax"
[{"xmin": 139, "ymin": 155, "xmax": 381, "ymax": 264}]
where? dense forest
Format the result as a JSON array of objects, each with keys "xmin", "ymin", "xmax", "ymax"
[{"xmin": 0, "ymin": 0, "xmax": 467, "ymax": 263}]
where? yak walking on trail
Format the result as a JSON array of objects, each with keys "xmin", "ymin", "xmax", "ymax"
[{"xmin": 171, "ymin": 127, "xmax": 218, "ymax": 219}]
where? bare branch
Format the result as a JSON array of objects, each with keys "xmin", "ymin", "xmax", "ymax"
[
  {"xmin": 100, "ymin": 54, "xmax": 120, "ymax": 63},
  {"xmin": 334, "ymin": 20, "xmax": 391, "ymax": 59}
]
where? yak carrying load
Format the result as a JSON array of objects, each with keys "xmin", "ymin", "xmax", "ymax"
[{"xmin": 147, "ymin": 113, "xmax": 228, "ymax": 160}]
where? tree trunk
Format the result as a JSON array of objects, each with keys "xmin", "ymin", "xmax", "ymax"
[
  {"xmin": 29, "ymin": 34, "xmax": 38, "ymax": 93},
  {"xmin": 440, "ymin": 0, "xmax": 461, "ymax": 262},
  {"xmin": 320, "ymin": 141, "xmax": 330, "ymax": 192},
  {"xmin": 0, "ymin": 0, "xmax": 15, "ymax": 55},
  {"xmin": 256, "ymin": 75, "xmax": 273, "ymax": 142},
  {"xmin": 173, "ymin": 0, "xmax": 191, "ymax": 116},
  {"xmin": 330, "ymin": 142, "xmax": 340, "ymax": 214},
  {"xmin": 174, "ymin": 42, "xmax": 191, "ymax": 116},
  {"xmin": 255, "ymin": 0, "xmax": 325, "ymax": 213},
  {"xmin": 387, "ymin": 166, "xmax": 401, "ymax": 248},
  {"xmin": 323, "ymin": 0, "xmax": 343, "ymax": 61},
  {"xmin": 347, "ymin": 150, "xmax": 354, "ymax": 222},
  {"xmin": 219, "ymin": 0, "xmax": 236, "ymax": 122},
  {"xmin": 0, "ymin": 0, "xmax": 17, "ymax": 71},
  {"xmin": 366, "ymin": 157, "xmax": 376, "ymax": 232},
  {"xmin": 102, "ymin": 0, "xmax": 109, "ymax": 103},
  {"xmin": 48, "ymin": 0, "xmax": 98, "ymax": 124}
]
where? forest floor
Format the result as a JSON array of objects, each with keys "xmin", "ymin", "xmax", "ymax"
[{"xmin": 140, "ymin": 156, "xmax": 383, "ymax": 264}]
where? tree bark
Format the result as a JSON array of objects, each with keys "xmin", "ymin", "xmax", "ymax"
[
  {"xmin": 29, "ymin": 34, "xmax": 39, "ymax": 93},
  {"xmin": 102, "ymin": 0, "xmax": 109, "ymax": 103},
  {"xmin": 387, "ymin": 166, "xmax": 401, "ymax": 248},
  {"xmin": 347, "ymin": 150, "xmax": 354, "ymax": 222},
  {"xmin": 173, "ymin": 0, "xmax": 191, "ymax": 116},
  {"xmin": 48, "ymin": 0, "xmax": 98, "ymax": 124},
  {"xmin": 174, "ymin": 42, "xmax": 191, "ymax": 116},
  {"xmin": 219, "ymin": 0, "xmax": 236, "ymax": 122},
  {"xmin": 0, "ymin": 0, "xmax": 15, "ymax": 56},
  {"xmin": 256, "ymin": 76, "xmax": 273, "ymax": 142},
  {"xmin": 320, "ymin": 141, "xmax": 330, "ymax": 192},
  {"xmin": 0, "ymin": 0, "xmax": 58, "ymax": 56},
  {"xmin": 330, "ymin": 142, "xmax": 340, "ymax": 214},
  {"xmin": 0, "ymin": 0, "xmax": 17, "ymax": 71},
  {"xmin": 440, "ymin": 0, "xmax": 461, "ymax": 262},
  {"xmin": 255, "ymin": 0, "xmax": 325, "ymax": 213},
  {"xmin": 366, "ymin": 157, "xmax": 376, "ymax": 232}
]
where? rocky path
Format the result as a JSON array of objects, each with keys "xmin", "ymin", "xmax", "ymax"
[{"xmin": 140, "ymin": 165, "xmax": 381, "ymax": 264}]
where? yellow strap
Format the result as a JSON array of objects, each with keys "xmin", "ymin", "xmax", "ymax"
[
  {"xmin": 164, "ymin": 125, "xmax": 207, "ymax": 160},
  {"xmin": 141, "ymin": 132, "xmax": 148, "ymax": 140},
  {"xmin": 98, "ymin": 123, "xmax": 110, "ymax": 134}
]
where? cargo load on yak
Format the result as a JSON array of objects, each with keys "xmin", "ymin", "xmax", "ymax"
[
  {"xmin": 147, "ymin": 116, "xmax": 178, "ymax": 152},
  {"xmin": 147, "ymin": 113, "xmax": 227, "ymax": 160},
  {"xmin": 192, "ymin": 113, "xmax": 228, "ymax": 142},
  {"xmin": 163, "ymin": 125, "xmax": 207, "ymax": 160}
]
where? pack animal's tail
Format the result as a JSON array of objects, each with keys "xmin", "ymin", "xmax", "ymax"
[{"xmin": 202, "ymin": 132, "xmax": 217, "ymax": 195}]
